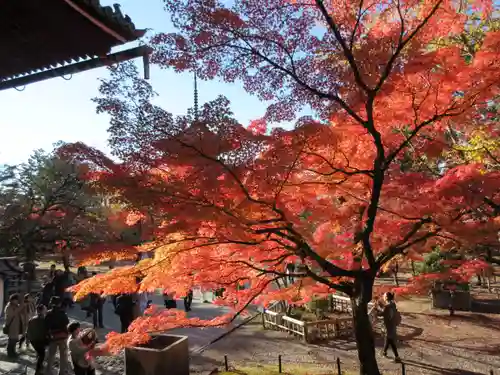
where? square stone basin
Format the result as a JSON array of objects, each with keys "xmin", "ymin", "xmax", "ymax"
[{"xmin": 125, "ymin": 334, "xmax": 189, "ymax": 375}]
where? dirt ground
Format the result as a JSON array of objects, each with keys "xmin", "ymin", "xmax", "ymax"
[{"xmin": 191, "ymin": 297, "xmax": 500, "ymax": 375}]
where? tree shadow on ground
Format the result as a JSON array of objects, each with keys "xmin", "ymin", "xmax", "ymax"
[
  {"xmin": 394, "ymin": 323, "xmax": 424, "ymax": 341},
  {"xmin": 311, "ymin": 337, "xmax": 357, "ymax": 351},
  {"xmin": 407, "ymin": 311, "xmax": 500, "ymax": 332},
  {"xmin": 190, "ymin": 353, "xmax": 227, "ymax": 373},
  {"xmin": 403, "ymin": 358, "xmax": 487, "ymax": 375},
  {"xmin": 414, "ymin": 336, "xmax": 500, "ymax": 356},
  {"xmin": 371, "ymin": 323, "xmax": 423, "ymax": 350},
  {"xmin": 471, "ymin": 299, "xmax": 500, "ymax": 314}
]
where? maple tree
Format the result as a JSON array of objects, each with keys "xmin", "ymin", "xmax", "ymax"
[{"xmin": 60, "ymin": 0, "xmax": 500, "ymax": 374}]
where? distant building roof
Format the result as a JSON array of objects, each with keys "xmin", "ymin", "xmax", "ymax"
[
  {"xmin": 0, "ymin": 257, "xmax": 22, "ymax": 275},
  {"xmin": 0, "ymin": 0, "xmax": 149, "ymax": 90}
]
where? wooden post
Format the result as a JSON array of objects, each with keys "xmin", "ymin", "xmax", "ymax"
[
  {"xmin": 278, "ymin": 355, "xmax": 282, "ymax": 373},
  {"xmin": 336, "ymin": 357, "xmax": 341, "ymax": 375},
  {"xmin": 224, "ymin": 355, "xmax": 228, "ymax": 371},
  {"xmin": 334, "ymin": 321, "xmax": 340, "ymax": 337},
  {"xmin": 485, "ymin": 269, "xmax": 492, "ymax": 293},
  {"xmin": 304, "ymin": 323, "xmax": 309, "ymax": 343}
]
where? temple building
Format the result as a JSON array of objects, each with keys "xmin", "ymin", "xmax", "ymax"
[{"xmin": 0, "ymin": 0, "xmax": 150, "ymax": 91}]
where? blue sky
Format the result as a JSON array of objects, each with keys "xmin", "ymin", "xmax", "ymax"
[{"xmin": 0, "ymin": 0, "xmax": 268, "ymax": 165}]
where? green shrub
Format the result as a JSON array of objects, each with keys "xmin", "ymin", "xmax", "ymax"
[
  {"xmin": 414, "ymin": 248, "xmax": 445, "ymax": 274},
  {"xmin": 306, "ymin": 297, "xmax": 330, "ymax": 317}
]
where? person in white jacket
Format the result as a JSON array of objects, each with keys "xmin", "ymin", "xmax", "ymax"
[{"xmin": 68, "ymin": 322, "xmax": 97, "ymax": 375}]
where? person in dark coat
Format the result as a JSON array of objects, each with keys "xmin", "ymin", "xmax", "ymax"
[
  {"xmin": 39, "ymin": 277, "xmax": 54, "ymax": 307},
  {"xmin": 183, "ymin": 289, "xmax": 193, "ymax": 312},
  {"xmin": 49, "ymin": 264, "xmax": 56, "ymax": 280},
  {"xmin": 52, "ymin": 270, "xmax": 66, "ymax": 302},
  {"xmin": 378, "ymin": 292, "xmax": 401, "ymax": 362},
  {"xmin": 45, "ymin": 296, "xmax": 70, "ymax": 375},
  {"xmin": 114, "ymin": 294, "xmax": 135, "ymax": 333},
  {"xmin": 62, "ymin": 266, "xmax": 75, "ymax": 309},
  {"xmin": 27, "ymin": 304, "xmax": 48, "ymax": 375},
  {"xmin": 89, "ymin": 292, "xmax": 105, "ymax": 329},
  {"xmin": 163, "ymin": 291, "xmax": 177, "ymax": 309}
]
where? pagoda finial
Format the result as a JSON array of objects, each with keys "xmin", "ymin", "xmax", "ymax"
[{"xmin": 193, "ymin": 71, "xmax": 199, "ymax": 121}]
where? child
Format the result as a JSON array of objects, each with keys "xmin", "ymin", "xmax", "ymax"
[
  {"xmin": 67, "ymin": 322, "xmax": 96, "ymax": 375},
  {"xmin": 27, "ymin": 305, "xmax": 48, "ymax": 375}
]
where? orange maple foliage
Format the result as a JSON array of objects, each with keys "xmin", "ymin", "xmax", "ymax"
[{"xmin": 61, "ymin": 0, "xmax": 500, "ymax": 373}]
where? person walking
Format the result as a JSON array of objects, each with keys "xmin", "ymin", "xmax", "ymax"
[
  {"xmin": 27, "ymin": 304, "xmax": 48, "ymax": 375},
  {"xmin": 68, "ymin": 322, "xmax": 97, "ymax": 375},
  {"xmin": 49, "ymin": 264, "xmax": 56, "ymax": 280},
  {"xmin": 285, "ymin": 263, "xmax": 295, "ymax": 285},
  {"xmin": 138, "ymin": 291, "xmax": 150, "ymax": 316},
  {"xmin": 89, "ymin": 291, "xmax": 105, "ymax": 329},
  {"xmin": 39, "ymin": 276, "xmax": 54, "ymax": 307},
  {"xmin": 114, "ymin": 294, "xmax": 135, "ymax": 333},
  {"xmin": 3, "ymin": 294, "xmax": 25, "ymax": 358},
  {"xmin": 378, "ymin": 292, "xmax": 401, "ymax": 363},
  {"xmin": 163, "ymin": 290, "xmax": 177, "ymax": 309},
  {"xmin": 45, "ymin": 296, "xmax": 70, "ymax": 375},
  {"xmin": 19, "ymin": 293, "xmax": 36, "ymax": 349},
  {"xmin": 52, "ymin": 270, "xmax": 66, "ymax": 302},
  {"xmin": 62, "ymin": 266, "xmax": 75, "ymax": 309},
  {"xmin": 183, "ymin": 289, "xmax": 193, "ymax": 312}
]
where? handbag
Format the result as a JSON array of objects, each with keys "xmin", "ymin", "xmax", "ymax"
[
  {"xmin": 49, "ymin": 330, "xmax": 69, "ymax": 341},
  {"xmin": 2, "ymin": 315, "xmax": 14, "ymax": 335}
]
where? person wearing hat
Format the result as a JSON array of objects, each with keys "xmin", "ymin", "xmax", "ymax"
[{"xmin": 68, "ymin": 322, "xmax": 97, "ymax": 375}]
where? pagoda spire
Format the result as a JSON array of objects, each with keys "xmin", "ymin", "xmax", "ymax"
[{"xmin": 193, "ymin": 71, "xmax": 199, "ymax": 121}]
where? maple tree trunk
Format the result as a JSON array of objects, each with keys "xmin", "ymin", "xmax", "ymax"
[
  {"xmin": 24, "ymin": 247, "xmax": 36, "ymax": 293},
  {"xmin": 351, "ymin": 276, "xmax": 381, "ymax": 375}
]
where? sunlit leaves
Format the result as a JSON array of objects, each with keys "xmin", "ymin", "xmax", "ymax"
[{"xmin": 57, "ymin": 0, "xmax": 500, "ymax": 354}]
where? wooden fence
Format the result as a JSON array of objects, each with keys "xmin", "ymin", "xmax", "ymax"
[{"xmin": 262, "ymin": 295, "xmax": 379, "ymax": 343}]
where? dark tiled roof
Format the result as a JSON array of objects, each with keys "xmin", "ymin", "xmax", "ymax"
[{"xmin": 0, "ymin": 0, "xmax": 145, "ymax": 82}]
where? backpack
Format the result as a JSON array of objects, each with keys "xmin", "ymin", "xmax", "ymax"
[
  {"xmin": 393, "ymin": 307, "xmax": 402, "ymax": 326},
  {"xmin": 114, "ymin": 303, "xmax": 124, "ymax": 315}
]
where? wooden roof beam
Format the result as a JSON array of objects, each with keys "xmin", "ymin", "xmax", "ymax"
[{"xmin": 0, "ymin": 45, "xmax": 152, "ymax": 92}]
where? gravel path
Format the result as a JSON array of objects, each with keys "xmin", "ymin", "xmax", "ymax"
[{"xmin": 0, "ymin": 292, "xmax": 243, "ymax": 375}]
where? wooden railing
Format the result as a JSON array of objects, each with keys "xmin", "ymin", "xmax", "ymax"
[
  {"xmin": 329, "ymin": 294, "xmax": 352, "ymax": 313},
  {"xmin": 262, "ymin": 295, "xmax": 380, "ymax": 343}
]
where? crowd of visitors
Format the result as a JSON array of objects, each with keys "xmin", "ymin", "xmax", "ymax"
[
  {"xmin": 2, "ymin": 263, "xmax": 197, "ymax": 374},
  {"xmin": 41, "ymin": 265, "xmax": 76, "ymax": 309},
  {"xmin": 4, "ymin": 294, "xmax": 99, "ymax": 375}
]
